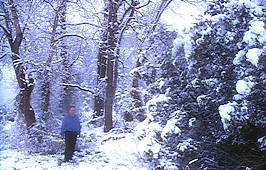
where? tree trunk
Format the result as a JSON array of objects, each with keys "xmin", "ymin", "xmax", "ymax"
[
  {"xmin": 12, "ymin": 50, "xmax": 36, "ymax": 127},
  {"xmin": 57, "ymin": 0, "xmax": 71, "ymax": 114},
  {"xmin": 94, "ymin": 43, "xmax": 107, "ymax": 117},
  {"xmin": 104, "ymin": 84, "xmax": 114, "ymax": 132},
  {"xmin": 40, "ymin": 0, "xmax": 66, "ymax": 116},
  {"xmin": 103, "ymin": 0, "xmax": 119, "ymax": 132},
  {"xmin": 94, "ymin": 4, "xmax": 108, "ymax": 117},
  {"xmin": 16, "ymin": 78, "xmax": 36, "ymax": 127}
]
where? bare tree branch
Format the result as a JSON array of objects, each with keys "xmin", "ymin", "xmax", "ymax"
[
  {"xmin": 67, "ymin": 22, "xmax": 103, "ymax": 28},
  {"xmin": 0, "ymin": 52, "xmax": 8, "ymax": 59},
  {"xmin": 60, "ymin": 83, "xmax": 95, "ymax": 94},
  {"xmin": 150, "ymin": 0, "xmax": 173, "ymax": 34},
  {"xmin": 1, "ymin": 2, "xmax": 13, "ymax": 44},
  {"xmin": 0, "ymin": 24, "xmax": 10, "ymax": 36},
  {"xmin": 9, "ymin": 0, "xmax": 23, "ymax": 46},
  {"xmin": 52, "ymin": 34, "xmax": 85, "ymax": 43},
  {"xmin": 66, "ymin": 47, "xmax": 81, "ymax": 68},
  {"xmin": 22, "ymin": 0, "xmax": 34, "ymax": 35},
  {"xmin": 136, "ymin": 0, "xmax": 151, "ymax": 9},
  {"xmin": 141, "ymin": 0, "xmax": 173, "ymax": 44}
]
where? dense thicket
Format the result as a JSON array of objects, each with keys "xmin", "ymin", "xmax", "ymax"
[{"xmin": 142, "ymin": 0, "xmax": 265, "ymax": 169}]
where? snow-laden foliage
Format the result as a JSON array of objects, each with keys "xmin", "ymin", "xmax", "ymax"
[
  {"xmin": 139, "ymin": 0, "xmax": 265, "ymax": 169},
  {"xmin": 187, "ymin": 0, "xmax": 265, "ymax": 168},
  {"xmin": 190, "ymin": 0, "xmax": 264, "ymax": 168}
]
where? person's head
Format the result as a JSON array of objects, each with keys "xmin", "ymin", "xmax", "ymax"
[{"xmin": 69, "ymin": 106, "xmax": 76, "ymax": 116}]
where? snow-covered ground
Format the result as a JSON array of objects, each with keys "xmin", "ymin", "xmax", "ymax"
[
  {"xmin": 0, "ymin": 138, "xmax": 145, "ymax": 170},
  {"xmin": 0, "ymin": 118, "xmax": 151, "ymax": 170},
  {"xmin": 0, "ymin": 65, "xmax": 18, "ymax": 106}
]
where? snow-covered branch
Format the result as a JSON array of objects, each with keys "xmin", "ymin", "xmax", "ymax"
[
  {"xmin": 60, "ymin": 83, "xmax": 95, "ymax": 94},
  {"xmin": 136, "ymin": 0, "xmax": 151, "ymax": 9},
  {"xmin": 0, "ymin": 24, "xmax": 10, "ymax": 36},
  {"xmin": 0, "ymin": 52, "xmax": 8, "ymax": 59},
  {"xmin": 67, "ymin": 22, "xmax": 102, "ymax": 28},
  {"xmin": 52, "ymin": 34, "xmax": 85, "ymax": 43}
]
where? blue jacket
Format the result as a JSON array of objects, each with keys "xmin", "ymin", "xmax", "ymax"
[{"xmin": 60, "ymin": 113, "xmax": 81, "ymax": 136}]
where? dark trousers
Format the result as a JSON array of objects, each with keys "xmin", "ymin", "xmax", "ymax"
[{"xmin": 64, "ymin": 131, "xmax": 77, "ymax": 161}]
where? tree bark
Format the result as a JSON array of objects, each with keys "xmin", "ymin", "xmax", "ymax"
[
  {"xmin": 1, "ymin": 0, "xmax": 36, "ymax": 127},
  {"xmin": 93, "ymin": 41, "xmax": 107, "ymax": 117},
  {"xmin": 103, "ymin": 0, "xmax": 119, "ymax": 132},
  {"xmin": 94, "ymin": 4, "xmax": 108, "ymax": 117}
]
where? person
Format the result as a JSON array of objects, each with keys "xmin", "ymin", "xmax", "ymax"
[{"xmin": 60, "ymin": 106, "xmax": 81, "ymax": 162}]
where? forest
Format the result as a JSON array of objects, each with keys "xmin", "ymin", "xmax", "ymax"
[{"xmin": 0, "ymin": 0, "xmax": 265, "ymax": 169}]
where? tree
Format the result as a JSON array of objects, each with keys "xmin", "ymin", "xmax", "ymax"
[
  {"xmin": 95, "ymin": 0, "xmax": 151, "ymax": 132},
  {"xmin": 57, "ymin": 0, "xmax": 74, "ymax": 114},
  {"xmin": 40, "ymin": 0, "xmax": 68, "ymax": 118},
  {"xmin": 130, "ymin": 0, "xmax": 173, "ymax": 120},
  {"xmin": 94, "ymin": 0, "xmax": 176, "ymax": 132},
  {"xmin": 0, "ymin": 0, "xmax": 36, "ymax": 127}
]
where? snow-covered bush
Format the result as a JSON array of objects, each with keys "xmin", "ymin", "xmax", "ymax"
[
  {"xmin": 137, "ymin": 27, "xmax": 202, "ymax": 168},
  {"xmin": 186, "ymin": 0, "xmax": 265, "ymax": 168}
]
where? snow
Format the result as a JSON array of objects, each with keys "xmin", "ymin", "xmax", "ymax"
[
  {"xmin": 172, "ymin": 35, "xmax": 185, "ymax": 56},
  {"xmin": 205, "ymin": 78, "xmax": 218, "ymax": 86},
  {"xmin": 188, "ymin": 118, "xmax": 196, "ymax": 128},
  {"xmin": 146, "ymin": 94, "xmax": 169, "ymax": 111},
  {"xmin": 243, "ymin": 30, "xmax": 257, "ymax": 46},
  {"xmin": 129, "ymin": 67, "xmax": 141, "ymax": 75},
  {"xmin": 151, "ymin": 94, "xmax": 169, "ymax": 103},
  {"xmin": 0, "ymin": 150, "xmax": 61, "ymax": 170},
  {"xmin": 246, "ymin": 48, "xmax": 263, "ymax": 67},
  {"xmin": 233, "ymin": 50, "xmax": 246, "ymax": 65},
  {"xmin": 200, "ymin": 26, "xmax": 212, "ymax": 36},
  {"xmin": 133, "ymin": 118, "xmax": 163, "ymax": 159},
  {"xmin": 196, "ymin": 94, "xmax": 208, "ymax": 105},
  {"xmin": 1, "ymin": 0, "xmax": 265, "ymax": 169},
  {"xmin": 202, "ymin": 13, "xmax": 228, "ymax": 24},
  {"xmin": 243, "ymin": 20, "xmax": 266, "ymax": 46},
  {"xmin": 236, "ymin": 79, "xmax": 255, "ymax": 95},
  {"xmin": 2, "ymin": 121, "xmax": 15, "ymax": 131},
  {"xmin": 177, "ymin": 138, "xmax": 197, "ymax": 152},
  {"xmin": 226, "ymin": 0, "xmax": 265, "ymax": 15},
  {"xmin": 161, "ymin": 118, "xmax": 181, "ymax": 140},
  {"xmin": 233, "ymin": 94, "xmax": 244, "ymax": 101},
  {"xmin": 99, "ymin": 133, "xmax": 146, "ymax": 169},
  {"xmin": 249, "ymin": 21, "xmax": 265, "ymax": 35},
  {"xmin": 218, "ymin": 102, "xmax": 237, "ymax": 130},
  {"xmin": 257, "ymin": 136, "xmax": 266, "ymax": 151},
  {"xmin": 210, "ymin": 14, "xmax": 227, "ymax": 23},
  {"xmin": 0, "ymin": 114, "xmax": 153, "ymax": 170},
  {"xmin": 183, "ymin": 35, "xmax": 193, "ymax": 64},
  {"xmin": 158, "ymin": 80, "xmax": 165, "ymax": 89},
  {"xmin": 0, "ymin": 65, "xmax": 19, "ymax": 106}
]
